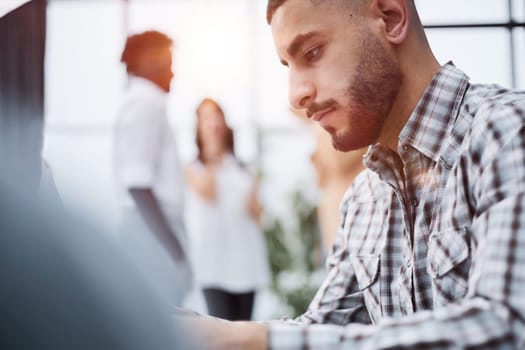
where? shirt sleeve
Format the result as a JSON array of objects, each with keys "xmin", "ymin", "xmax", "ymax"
[
  {"xmin": 115, "ymin": 99, "xmax": 163, "ymax": 189},
  {"xmin": 280, "ymin": 190, "xmax": 372, "ymax": 327},
  {"xmin": 291, "ymin": 226, "xmax": 371, "ymax": 326},
  {"xmin": 268, "ymin": 104, "xmax": 525, "ymax": 349}
]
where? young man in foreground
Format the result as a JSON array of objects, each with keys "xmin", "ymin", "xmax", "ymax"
[{"xmin": 181, "ymin": 1, "xmax": 525, "ymax": 348}]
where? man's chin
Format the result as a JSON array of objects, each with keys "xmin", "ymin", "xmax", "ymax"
[
  {"xmin": 331, "ymin": 133, "xmax": 371, "ymax": 152},
  {"xmin": 332, "ymin": 141, "xmax": 357, "ymax": 152}
]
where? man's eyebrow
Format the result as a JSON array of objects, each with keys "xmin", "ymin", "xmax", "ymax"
[{"xmin": 286, "ymin": 31, "xmax": 321, "ymax": 58}]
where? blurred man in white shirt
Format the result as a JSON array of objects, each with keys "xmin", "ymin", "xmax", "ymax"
[{"xmin": 114, "ymin": 31, "xmax": 192, "ymax": 309}]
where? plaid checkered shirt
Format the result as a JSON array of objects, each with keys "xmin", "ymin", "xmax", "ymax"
[{"xmin": 268, "ymin": 63, "xmax": 525, "ymax": 349}]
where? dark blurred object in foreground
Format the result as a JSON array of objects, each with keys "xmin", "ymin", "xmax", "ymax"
[
  {"xmin": 0, "ymin": 0, "xmax": 46, "ymax": 194},
  {"xmin": 0, "ymin": 182, "xmax": 187, "ymax": 349}
]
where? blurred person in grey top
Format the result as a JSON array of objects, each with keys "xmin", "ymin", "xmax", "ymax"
[
  {"xmin": 177, "ymin": 1, "xmax": 525, "ymax": 349},
  {"xmin": 0, "ymin": 181, "xmax": 191, "ymax": 350},
  {"xmin": 114, "ymin": 30, "xmax": 192, "ymax": 309}
]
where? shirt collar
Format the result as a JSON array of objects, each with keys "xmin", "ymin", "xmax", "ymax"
[
  {"xmin": 398, "ymin": 62, "xmax": 470, "ymax": 167},
  {"xmin": 127, "ymin": 75, "xmax": 167, "ymax": 99}
]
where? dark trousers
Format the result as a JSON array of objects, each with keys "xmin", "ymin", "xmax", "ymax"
[{"xmin": 202, "ymin": 288, "xmax": 255, "ymax": 321}]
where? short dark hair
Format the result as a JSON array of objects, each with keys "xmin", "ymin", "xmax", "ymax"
[
  {"xmin": 120, "ymin": 30, "xmax": 173, "ymax": 74},
  {"xmin": 266, "ymin": 0, "xmax": 361, "ymax": 24},
  {"xmin": 266, "ymin": 0, "xmax": 288, "ymax": 24}
]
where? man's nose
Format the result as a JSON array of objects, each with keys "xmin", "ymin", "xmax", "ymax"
[{"xmin": 288, "ymin": 73, "xmax": 315, "ymax": 110}]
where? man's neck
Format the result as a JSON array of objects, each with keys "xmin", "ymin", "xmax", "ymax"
[
  {"xmin": 378, "ymin": 54, "xmax": 441, "ymax": 151},
  {"xmin": 129, "ymin": 73, "xmax": 168, "ymax": 94}
]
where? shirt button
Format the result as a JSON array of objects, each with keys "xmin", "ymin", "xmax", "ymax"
[
  {"xmin": 402, "ymin": 144, "xmax": 410, "ymax": 152},
  {"xmin": 412, "ymin": 199, "xmax": 419, "ymax": 206}
]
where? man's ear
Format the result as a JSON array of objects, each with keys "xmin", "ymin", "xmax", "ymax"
[{"xmin": 373, "ymin": 0, "xmax": 409, "ymax": 45}]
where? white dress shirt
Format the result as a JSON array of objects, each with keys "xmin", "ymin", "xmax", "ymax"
[
  {"xmin": 114, "ymin": 75, "xmax": 185, "ymax": 219},
  {"xmin": 114, "ymin": 75, "xmax": 191, "ymax": 307}
]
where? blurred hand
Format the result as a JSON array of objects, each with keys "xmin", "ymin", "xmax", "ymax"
[
  {"xmin": 247, "ymin": 183, "xmax": 262, "ymax": 225},
  {"xmin": 185, "ymin": 165, "xmax": 216, "ymax": 201},
  {"xmin": 178, "ymin": 316, "xmax": 267, "ymax": 350}
]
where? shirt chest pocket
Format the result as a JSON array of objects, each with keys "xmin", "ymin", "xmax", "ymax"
[
  {"xmin": 427, "ymin": 227, "xmax": 471, "ymax": 308},
  {"xmin": 350, "ymin": 254, "xmax": 382, "ymax": 323}
]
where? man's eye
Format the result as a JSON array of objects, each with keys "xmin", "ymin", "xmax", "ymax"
[{"xmin": 304, "ymin": 47, "xmax": 321, "ymax": 62}]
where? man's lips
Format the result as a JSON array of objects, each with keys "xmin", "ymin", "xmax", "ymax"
[{"xmin": 310, "ymin": 107, "xmax": 335, "ymax": 122}]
